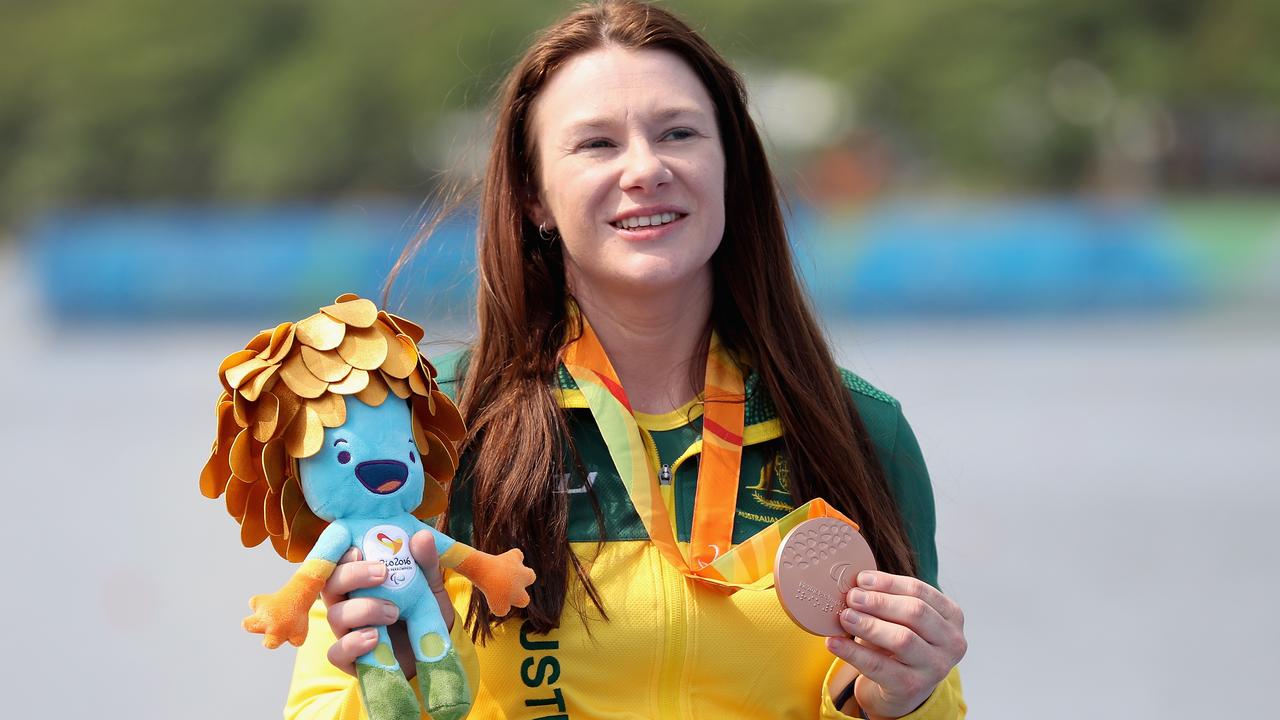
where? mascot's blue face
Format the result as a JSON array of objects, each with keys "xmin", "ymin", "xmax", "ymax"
[{"xmin": 297, "ymin": 397, "xmax": 424, "ymax": 521}]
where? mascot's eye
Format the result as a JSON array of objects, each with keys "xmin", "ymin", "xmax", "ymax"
[
  {"xmin": 409, "ymin": 450, "xmax": 417, "ymax": 463},
  {"xmin": 337, "ymin": 450, "xmax": 352, "ymax": 464}
]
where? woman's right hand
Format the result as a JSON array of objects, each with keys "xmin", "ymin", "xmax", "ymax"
[{"xmin": 321, "ymin": 531, "xmax": 455, "ymax": 677}]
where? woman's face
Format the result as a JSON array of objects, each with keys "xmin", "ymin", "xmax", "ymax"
[{"xmin": 527, "ymin": 46, "xmax": 726, "ymax": 299}]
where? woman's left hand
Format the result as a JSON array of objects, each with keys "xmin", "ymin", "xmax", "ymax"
[{"xmin": 825, "ymin": 570, "xmax": 967, "ymax": 719}]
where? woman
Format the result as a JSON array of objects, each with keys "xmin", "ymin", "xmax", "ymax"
[{"xmin": 289, "ymin": 2, "xmax": 967, "ymax": 718}]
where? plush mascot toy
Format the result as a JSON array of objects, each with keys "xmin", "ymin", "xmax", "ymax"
[{"xmin": 200, "ymin": 294, "xmax": 536, "ymax": 720}]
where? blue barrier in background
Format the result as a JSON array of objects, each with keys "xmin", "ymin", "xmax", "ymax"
[
  {"xmin": 25, "ymin": 200, "xmax": 1201, "ymax": 322},
  {"xmin": 27, "ymin": 203, "xmax": 476, "ymax": 323},
  {"xmin": 798, "ymin": 200, "xmax": 1198, "ymax": 315}
]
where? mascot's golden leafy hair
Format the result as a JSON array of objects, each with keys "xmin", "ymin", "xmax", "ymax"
[{"xmin": 199, "ymin": 294, "xmax": 465, "ymax": 562}]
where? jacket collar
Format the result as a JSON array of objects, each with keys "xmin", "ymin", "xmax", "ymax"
[{"xmin": 553, "ymin": 363, "xmax": 783, "ymax": 443}]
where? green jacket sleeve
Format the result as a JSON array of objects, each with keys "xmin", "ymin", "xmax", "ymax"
[
  {"xmin": 846, "ymin": 374, "xmax": 941, "ymax": 590},
  {"xmin": 880, "ymin": 406, "xmax": 940, "ymax": 589}
]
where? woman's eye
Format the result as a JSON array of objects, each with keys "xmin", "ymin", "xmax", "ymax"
[
  {"xmin": 337, "ymin": 450, "xmax": 352, "ymax": 465},
  {"xmin": 664, "ymin": 127, "xmax": 696, "ymax": 141},
  {"xmin": 579, "ymin": 138, "xmax": 614, "ymax": 150}
]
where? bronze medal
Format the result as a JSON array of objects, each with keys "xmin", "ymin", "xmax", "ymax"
[{"xmin": 774, "ymin": 517, "xmax": 877, "ymax": 636}]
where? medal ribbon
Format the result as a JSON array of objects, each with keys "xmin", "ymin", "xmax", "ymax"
[{"xmin": 562, "ymin": 314, "xmax": 857, "ymax": 592}]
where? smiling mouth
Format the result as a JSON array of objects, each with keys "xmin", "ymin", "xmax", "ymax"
[
  {"xmin": 355, "ymin": 460, "xmax": 409, "ymax": 495},
  {"xmin": 611, "ymin": 212, "xmax": 685, "ymax": 230}
]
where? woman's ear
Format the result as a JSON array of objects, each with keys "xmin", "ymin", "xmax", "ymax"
[
  {"xmin": 525, "ymin": 197, "xmax": 553, "ymax": 231},
  {"xmin": 523, "ymin": 182, "xmax": 554, "ymax": 230}
]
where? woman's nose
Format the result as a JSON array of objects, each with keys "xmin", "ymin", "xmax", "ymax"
[{"xmin": 618, "ymin": 141, "xmax": 672, "ymax": 192}]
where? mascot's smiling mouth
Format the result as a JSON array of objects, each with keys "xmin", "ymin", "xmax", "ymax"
[{"xmin": 355, "ymin": 460, "xmax": 409, "ymax": 495}]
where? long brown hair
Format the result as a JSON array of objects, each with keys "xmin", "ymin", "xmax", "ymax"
[{"xmin": 390, "ymin": 0, "xmax": 917, "ymax": 641}]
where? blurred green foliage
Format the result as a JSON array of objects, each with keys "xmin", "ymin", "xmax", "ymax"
[{"xmin": 2, "ymin": 0, "xmax": 1277, "ymax": 225}]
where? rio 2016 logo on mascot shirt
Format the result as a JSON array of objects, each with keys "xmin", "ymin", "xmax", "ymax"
[{"xmin": 200, "ymin": 294, "xmax": 537, "ymax": 720}]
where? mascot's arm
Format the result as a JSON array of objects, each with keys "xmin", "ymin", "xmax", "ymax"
[
  {"xmin": 244, "ymin": 523, "xmax": 353, "ymax": 649},
  {"xmin": 410, "ymin": 520, "xmax": 537, "ymax": 617}
]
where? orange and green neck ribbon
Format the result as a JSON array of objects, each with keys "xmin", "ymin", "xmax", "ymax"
[{"xmin": 562, "ymin": 314, "xmax": 855, "ymax": 593}]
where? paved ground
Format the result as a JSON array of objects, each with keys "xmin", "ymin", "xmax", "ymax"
[
  {"xmin": 830, "ymin": 313, "xmax": 1280, "ymax": 717},
  {"xmin": 3, "ymin": 247, "xmax": 1276, "ymax": 718}
]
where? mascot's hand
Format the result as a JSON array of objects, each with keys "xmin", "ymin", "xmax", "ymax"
[
  {"xmin": 242, "ymin": 560, "xmax": 332, "ymax": 648},
  {"xmin": 244, "ymin": 590, "xmax": 312, "ymax": 649},
  {"xmin": 461, "ymin": 548, "xmax": 536, "ymax": 616}
]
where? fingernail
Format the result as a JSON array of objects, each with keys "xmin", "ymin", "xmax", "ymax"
[
  {"xmin": 841, "ymin": 608, "xmax": 861, "ymax": 626},
  {"xmin": 361, "ymin": 628, "xmax": 378, "ymax": 643},
  {"xmin": 827, "ymin": 636, "xmax": 851, "ymax": 654},
  {"xmin": 859, "ymin": 571, "xmax": 875, "ymax": 588},
  {"xmin": 383, "ymin": 603, "xmax": 399, "ymax": 623},
  {"xmin": 848, "ymin": 588, "xmax": 867, "ymax": 607},
  {"xmin": 369, "ymin": 564, "xmax": 386, "ymax": 581}
]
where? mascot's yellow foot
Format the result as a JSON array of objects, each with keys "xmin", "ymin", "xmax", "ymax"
[
  {"xmin": 356, "ymin": 664, "xmax": 420, "ymax": 720},
  {"xmin": 416, "ymin": 648, "xmax": 471, "ymax": 720}
]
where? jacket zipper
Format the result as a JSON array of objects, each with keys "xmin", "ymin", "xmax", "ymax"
[
  {"xmin": 645, "ymin": 420, "xmax": 784, "ymax": 718},
  {"xmin": 656, "ymin": 541, "xmax": 687, "ymax": 718}
]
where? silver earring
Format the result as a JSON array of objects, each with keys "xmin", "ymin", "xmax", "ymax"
[{"xmin": 538, "ymin": 222, "xmax": 557, "ymax": 241}]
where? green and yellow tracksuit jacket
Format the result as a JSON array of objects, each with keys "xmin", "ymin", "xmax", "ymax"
[{"xmin": 287, "ymin": 351, "xmax": 965, "ymax": 719}]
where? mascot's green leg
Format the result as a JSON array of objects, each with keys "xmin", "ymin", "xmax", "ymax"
[
  {"xmin": 414, "ymin": 631, "xmax": 471, "ymax": 720},
  {"xmin": 355, "ymin": 638, "xmax": 420, "ymax": 720}
]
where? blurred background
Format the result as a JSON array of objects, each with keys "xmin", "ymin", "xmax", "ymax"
[{"xmin": 2, "ymin": 0, "xmax": 1277, "ymax": 717}]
